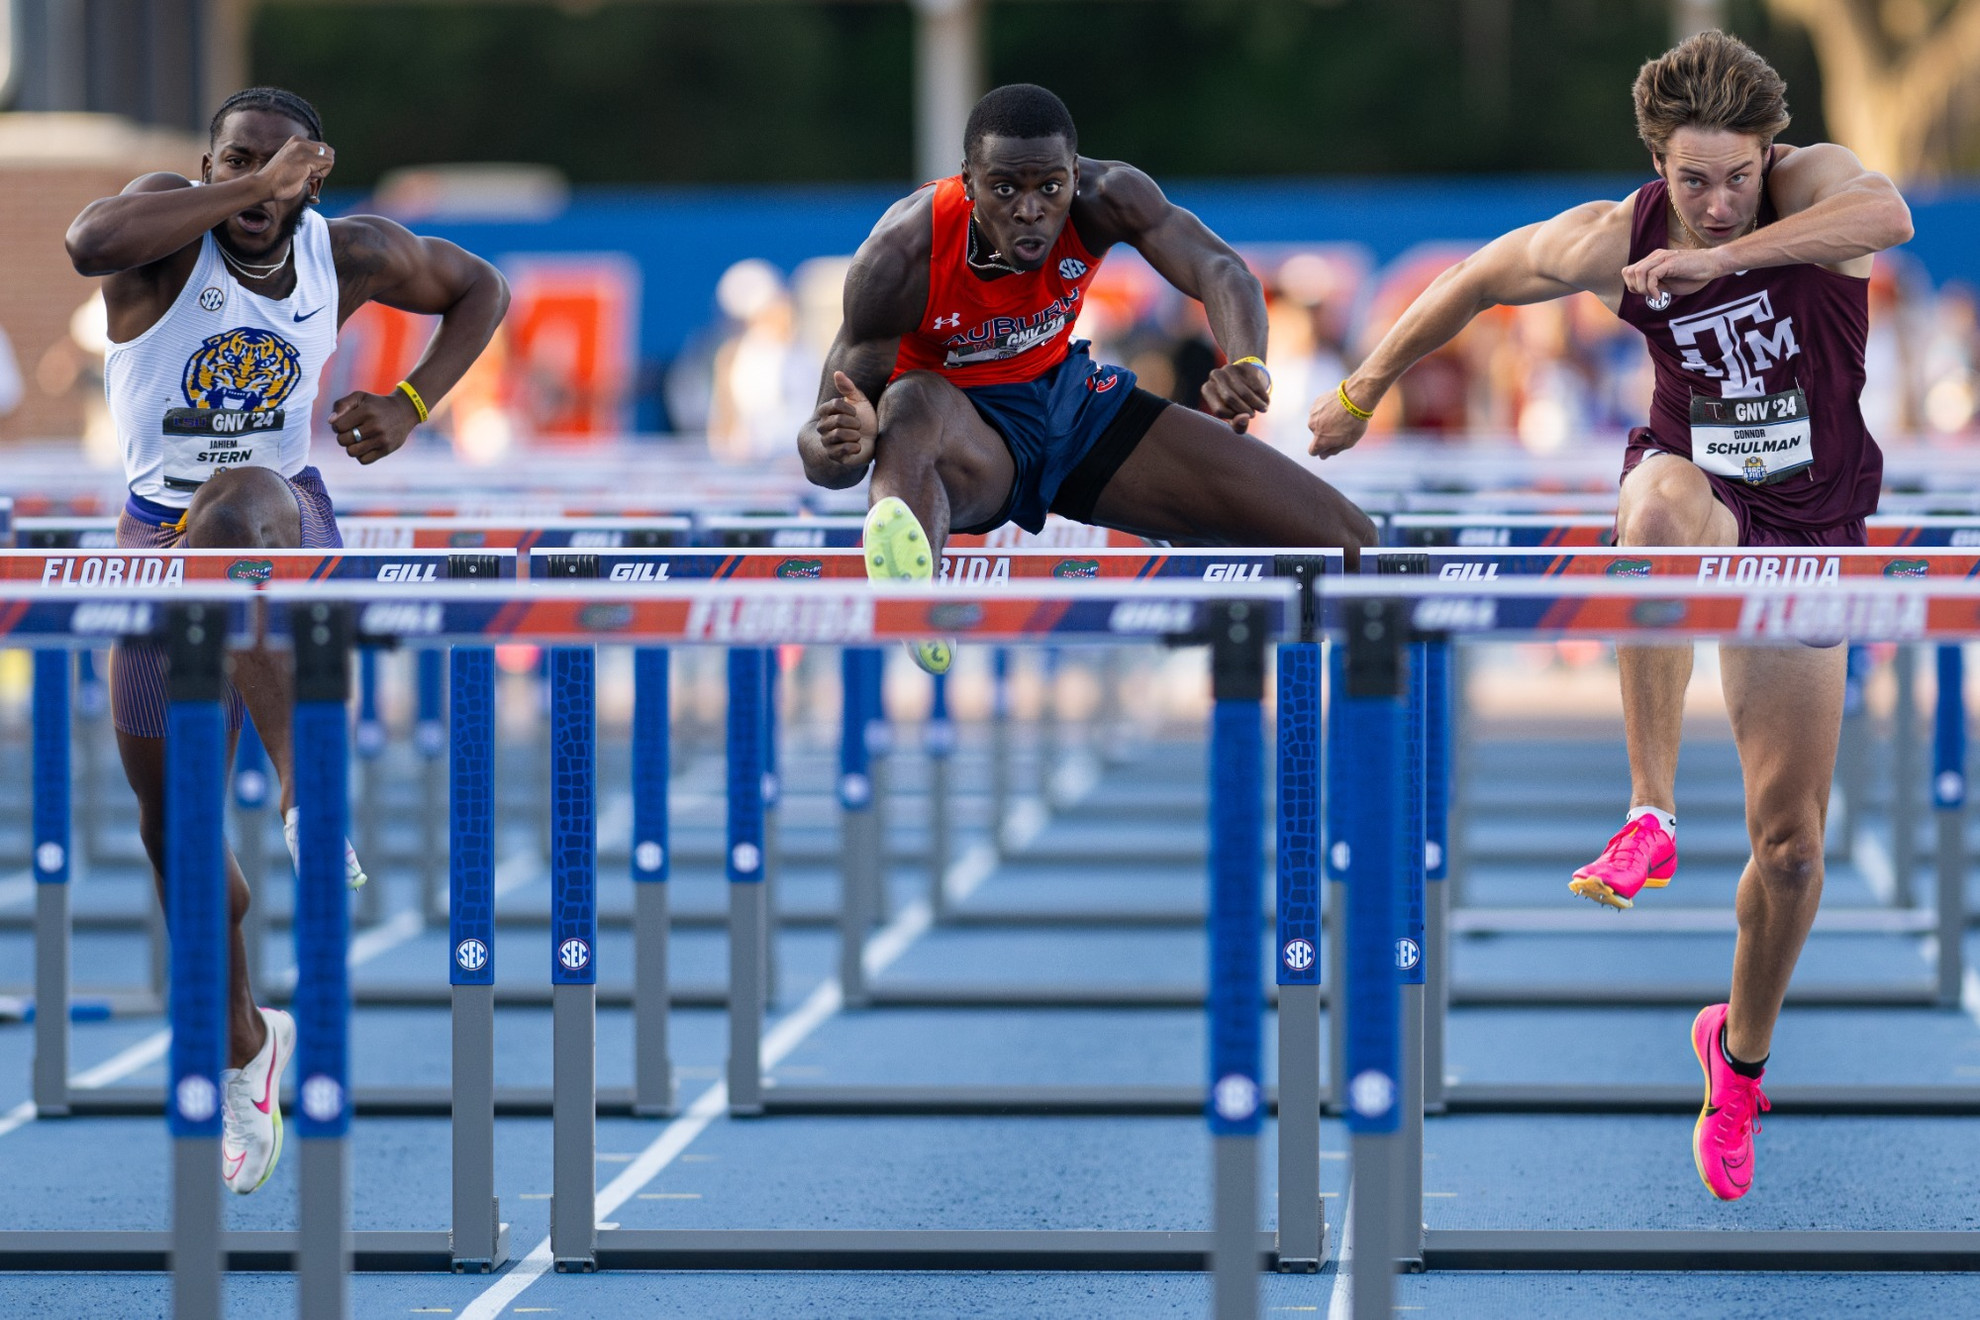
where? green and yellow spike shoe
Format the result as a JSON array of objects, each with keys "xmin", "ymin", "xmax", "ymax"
[{"xmin": 863, "ymin": 496, "xmax": 953, "ymax": 675}]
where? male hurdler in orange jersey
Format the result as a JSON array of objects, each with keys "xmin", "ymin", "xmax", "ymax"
[{"xmin": 797, "ymin": 84, "xmax": 1374, "ymax": 674}]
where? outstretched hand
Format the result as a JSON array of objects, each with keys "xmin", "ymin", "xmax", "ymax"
[
  {"xmin": 1307, "ymin": 388, "xmax": 1369, "ymax": 459},
  {"xmin": 1200, "ymin": 361, "xmax": 1272, "ymax": 434},
  {"xmin": 327, "ymin": 389, "xmax": 419, "ymax": 465}
]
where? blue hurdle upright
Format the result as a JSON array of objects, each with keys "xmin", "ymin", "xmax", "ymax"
[
  {"xmin": 165, "ymin": 603, "xmax": 231, "ymax": 1320},
  {"xmin": 1333, "ymin": 598, "xmax": 1409, "ymax": 1320}
]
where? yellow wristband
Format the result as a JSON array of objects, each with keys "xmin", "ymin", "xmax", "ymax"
[
  {"xmin": 395, "ymin": 379, "xmax": 430, "ymax": 424},
  {"xmin": 1336, "ymin": 380, "xmax": 1374, "ymax": 421},
  {"xmin": 1230, "ymin": 355, "xmax": 1271, "ymax": 388}
]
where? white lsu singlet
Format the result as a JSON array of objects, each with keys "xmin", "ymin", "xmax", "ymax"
[{"xmin": 103, "ymin": 204, "xmax": 339, "ymax": 509}]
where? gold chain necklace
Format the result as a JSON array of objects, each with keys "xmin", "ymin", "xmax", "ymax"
[{"xmin": 1669, "ymin": 198, "xmax": 1755, "ymax": 250}]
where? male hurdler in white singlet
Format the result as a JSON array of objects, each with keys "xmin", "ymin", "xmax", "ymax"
[{"xmin": 67, "ymin": 86, "xmax": 508, "ymax": 1194}]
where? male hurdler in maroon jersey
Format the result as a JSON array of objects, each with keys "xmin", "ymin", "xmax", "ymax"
[
  {"xmin": 1617, "ymin": 154, "xmax": 1881, "ymax": 545},
  {"xmin": 1306, "ymin": 31, "xmax": 1912, "ymax": 1203}
]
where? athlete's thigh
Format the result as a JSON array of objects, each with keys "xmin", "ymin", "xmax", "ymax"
[
  {"xmin": 1720, "ymin": 642, "xmax": 1848, "ymax": 829},
  {"xmin": 874, "ymin": 371, "xmax": 1015, "ymax": 529},
  {"xmin": 1088, "ymin": 407, "xmax": 1372, "ymax": 547}
]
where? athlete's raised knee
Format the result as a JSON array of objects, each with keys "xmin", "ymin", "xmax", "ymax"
[
  {"xmin": 1618, "ymin": 463, "xmax": 1716, "ymax": 546},
  {"xmin": 877, "ymin": 370, "xmax": 957, "ymax": 433},
  {"xmin": 1338, "ymin": 503, "xmax": 1378, "ymax": 550},
  {"xmin": 183, "ymin": 469, "xmax": 300, "ymax": 549}
]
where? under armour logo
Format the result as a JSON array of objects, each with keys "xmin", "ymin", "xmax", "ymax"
[{"xmin": 934, "ymin": 313, "xmax": 961, "ymax": 330}]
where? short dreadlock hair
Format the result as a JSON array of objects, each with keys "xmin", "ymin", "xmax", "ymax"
[{"xmin": 209, "ymin": 87, "xmax": 324, "ymax": 144}]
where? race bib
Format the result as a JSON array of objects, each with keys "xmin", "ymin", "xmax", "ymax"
[
  {"xmin": 1690, "ymin": 388, "xmax": 1812, "ymax": 487},
  {"xmin": 161, "ymin": 407, "xmax": 284, "ymax": 492}
]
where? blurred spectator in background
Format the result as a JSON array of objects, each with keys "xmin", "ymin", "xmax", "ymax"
[
  {"xmin": 1247, "ymin": 250, "xmax": 1357, "ymax": 454},
  {"xmin": 0, "ymin": 324, "xmax": 22, "ymax": 421},
  {"xmin": 705, "ymin": 258, "xmax": 816, "ymax": 463},
  {"xmin": 1353, "ymin": 245, "xmax": 1479, "ymax": 436},
  {"xmin": 21, "ymin": 294, "xmax": 116, "ymax": 463},
  {"xmin": 1920, "ymin": 282, "xmax": 1980, "ymax": 438},
  {"xmin": 1861, "ymin": 254, "xmax": 1932, "ymax": 442},
  {"xmin": 676, "ymin": 242, "xmax": 1980, "ymax": 453}
]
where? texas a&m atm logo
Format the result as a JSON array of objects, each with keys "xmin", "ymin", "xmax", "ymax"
[{"xmin": 1668, "ymin": 292, "xmax": 1800, "ymax": 396}]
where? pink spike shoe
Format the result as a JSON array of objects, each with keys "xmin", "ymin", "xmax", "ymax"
[
  {"xmin": 1691, "ymin": 1003, "xmax": 1770, "ymax": 1201},
  {"xmin": 1568, "ymin": 814, "xmax": 1676, "ymax": 910}
]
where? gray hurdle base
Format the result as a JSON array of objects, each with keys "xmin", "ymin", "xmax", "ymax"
[
  {"xmin": 1420, "ymin": 1230, "xmax": 1980, "ymax": 1272},
  {"xmin": 58, "ymin": 1078, "xmax": 1980, "ymax": 1121},
  {"xmin": 1408, "ymin": 632, "xmax": 1977, "ymax": 1114},
  {"xmin": 1337, "ymin": 583, "xmax": 1980, "ymax": 1280},
  {"xmin": 680, "ymin": 613, "xmax": 1310, "ymax": 1296}
]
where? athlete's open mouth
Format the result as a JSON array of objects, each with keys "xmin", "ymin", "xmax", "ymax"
[
  {"xmin": 1012, "ymin": 238, "xmax": 1048, "ymax": 261},
  {"xmin": 236, "ymin": 207, "xmax": 273, "ymax": 236}
]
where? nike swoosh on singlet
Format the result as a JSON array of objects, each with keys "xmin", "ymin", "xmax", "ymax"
[{"xmin": 293, "ymin": 308, "xmax": 321, "ymax": 322}]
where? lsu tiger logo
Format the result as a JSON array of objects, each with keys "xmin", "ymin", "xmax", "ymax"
[{"xmin": 181, "ymin": 328, "xmax": 302, "ymax": 411}]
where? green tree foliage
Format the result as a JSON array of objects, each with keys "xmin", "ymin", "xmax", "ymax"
[
  {"xmin": 252, "ymin": 0, "xmax": 1827, "ymax": 187},
  {"xmin": 252, "ymin": 2, "xmax": 915, "ymax": 185}
]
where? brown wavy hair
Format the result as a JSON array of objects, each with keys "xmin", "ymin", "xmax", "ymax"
[{"xmin": 1632, "ymin": 30, "xmax": 1789, "ymax": 159}]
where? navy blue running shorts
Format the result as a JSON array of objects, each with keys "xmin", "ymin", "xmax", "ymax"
[{"xmin": 950, "ymin": 341, "xmax": 1171, "ymax": 535}]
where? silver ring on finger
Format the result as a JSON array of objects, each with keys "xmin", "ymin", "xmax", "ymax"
[{"xmin": 353, "ymin": 428, "xmax": 362, "ymax": 444}]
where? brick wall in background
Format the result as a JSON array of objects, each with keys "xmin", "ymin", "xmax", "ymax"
[{"xmin": 0, "ymin": 115, "xmax": 201, "ymax": 444}]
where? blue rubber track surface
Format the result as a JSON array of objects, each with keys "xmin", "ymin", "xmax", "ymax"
[{"xmin": 0, "ymin": 718, "xmax": 1975, "ymax": 1319}]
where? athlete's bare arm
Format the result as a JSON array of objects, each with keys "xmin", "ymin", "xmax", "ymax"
[
  {"xmin": 1074, "ymin": 161, "xmax": 1272, "ymax": 431},
  {"xmin": 798, "ymin": 189, "xmax": 932, "ymax": 489},
  {"xmin": 65, "ymin": 137, "xmax": 335, "ymax": 342},
  {"xmin": 323, "ymin": 217, "xmax": 510, "ymax": 465},
  {"xmin": 1309, "ymin": 198, "xmax": 1636, "ymax": 458},
  {"xmin": 1622, "ymin": 144, "xmax": 1913, "ymax": 299}
]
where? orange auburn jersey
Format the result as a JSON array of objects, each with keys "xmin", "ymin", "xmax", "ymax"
[{"xmin": 890, "ymin": 176, "xmax": 1105, "ymax": 388}]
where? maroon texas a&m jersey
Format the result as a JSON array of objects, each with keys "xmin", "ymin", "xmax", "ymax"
[{"xmin": 1617, "ymin": 166, "xmax": 1880, "ymax": 536}]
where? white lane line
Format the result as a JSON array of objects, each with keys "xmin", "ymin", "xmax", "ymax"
[
  {"xmin": 0, "ymin": 870, "xmax": 36, "ymax": 911},
  {"xmin": 938, "ymin": 842, "xmax": 997, "ymax": 910},
  {"xmin": 70, "ymin": 1030, "xmax": 173, "ymax": 1089},
  {"xmin": 1, "ymin": 870, "xmax": 440, "ymax": 1136},
  {"xmin": 464, "ymin": 770, "xmax": 1082, "ymax": 1318},
  {"xmin": 459, "ymin": 897, "xmax": 925, "ymax": 1320},
  {"xmin": 1853, "ymin": 829, "xmax": 1898, "ymax": 907},
  {"xmin": 424, "ymin": 848, "xmax": 559, "ymax": 922},
  {"xmin": 1962, "ymin": 967, "xmax": 1980, "ymax": 1032},
  {"xmin": 0, "ymin": 1101, "xmax": 34, "ymax": 1141},
  {"xmin": 593, "ymin": 791, "xmax": 633, "ymax": 856},
  {"xmin": 1325, "ymin": 1178, "xmax": 1353, "ymax": 1320}
]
